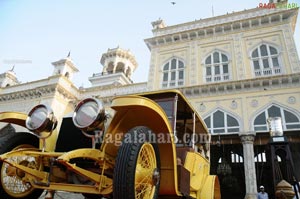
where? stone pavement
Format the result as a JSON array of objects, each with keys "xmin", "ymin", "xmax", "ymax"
[{"xmin": 39, "ymin": 191, "xmax": 84, "ymax": 199}]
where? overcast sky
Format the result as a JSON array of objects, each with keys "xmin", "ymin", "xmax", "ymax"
[{"xmin": 0, "ymin": 0, "xmax": 299, "ymax": 88}]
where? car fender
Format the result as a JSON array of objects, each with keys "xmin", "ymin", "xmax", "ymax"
[
  {"xmin": 198, "ymin": 175, "xmax": 221, "ymax": 199},
  {"xmin": 0, "ymin": 112, "xmax": 27, "ymax": 127},
  {"xmin": 0, "ymin": 112, "xmax": 58, "ymax": 151},
  {"xmin": 103, "ymin": 95, "xmax": 180, "ymax": 196}
]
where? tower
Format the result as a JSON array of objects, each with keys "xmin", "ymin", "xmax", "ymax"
[
  {"xmin": 51, "ymin": 52, "xmax": 79, "ymax": 81},
  {"xmin": 0, "ymin": 67, "xmax": 19, "ymax": 88},
  {"xmin": 89, "ymin": 47, "xmax": 138, "ymax": 87}
]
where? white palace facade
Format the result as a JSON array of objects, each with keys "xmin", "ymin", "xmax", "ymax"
[{"xmin": 1, "ymin": 1, "xmax": 300, "ymax": 198}]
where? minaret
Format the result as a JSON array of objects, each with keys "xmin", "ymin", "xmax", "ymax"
[
  {"xmin": 51, "ymin": 52, "xmax": 79, "ymax": 81},
  {"xmin": 89, "ymin": 47, "xmax": 138, "ymax": 87},
  {"xmin": 0, "ymin": 66, "xmax": 19, "ymax": 87}
]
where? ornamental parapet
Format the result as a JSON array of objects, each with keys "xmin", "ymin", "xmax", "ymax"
[{"xmin": 145, "ymin": 8, "xmax": 297, "ymax": 49}]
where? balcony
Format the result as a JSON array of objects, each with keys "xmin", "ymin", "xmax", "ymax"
[
  {"xmin": 206, "ymin": 74, "xmax": 230, "ymax": 83},
  {"xmin": 254, "ymin": 67, "xmax": 281, "ymax": 77}
]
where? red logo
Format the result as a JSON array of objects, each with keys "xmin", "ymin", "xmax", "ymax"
[{"xmin": 258, "ymin": 2, "xmax": 298, "ymax": 9}]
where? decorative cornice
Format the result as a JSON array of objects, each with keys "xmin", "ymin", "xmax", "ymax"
[
  {"xmin": 179, "ymin": 73, "xmax": 300, "ymax": 98},
  {"xmin": 0, "ymin": 85, "xmax": 56, "ymax": 102},
  {"xmin": 80, "ymin": 82, "xmax": 147, "ymax": 100},
  {"xmin": 153, "ymin": 7, "xmax": 296, "ymax": 36},
  {"xmin": 0, "ymin": 84, "xmax": 78, "ymax": 102},
  {"xmin": 55, "ymin": 84, "xmax": 78, "ymax": 100},
  {"xmin": 145, "ymin": 8, "xmax": 298, "ymax": 49}
]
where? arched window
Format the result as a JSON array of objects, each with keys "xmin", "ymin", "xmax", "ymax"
[
  {"xmin": 253, "ymin": 105, "xmax": 300, "ymax": 131},
  {"xmin": 64, "ymin": 72, "xmax": 69, "ymax": 78},
  {"xmin": 204, "ymin": 51, "xmax": 230, "ymax": 83},
  {"xmin": 107, "ymin": 62, "xmax": 114, "ymax": 74},
  {"xmin": 254, "ymin": 152, "xmax": 267, "ymax": 163},
  {"xmin": 115, "ymin": 62, "xmax": 125, "ymax": 73},
  {"xmin": 162, "ymin": 58, "xmax": 184, "ymax": 88},
  {"xmin": 204, "ymin": 110, "xmax": 240, "ymax": 133},
  {"xmin": 231, "ymin": 152, "xmax": 243, "ymax": 163},
  {"xmin": 251, "ymin": 44, "xmax": 281, "ymax": 77},
  {"xmin": 254, "ymin": 152, "xmax": 281, "ymax": 163},
  {"xmin": 126, "ymin": 68, "xmax": 131, "ymax": 77}
]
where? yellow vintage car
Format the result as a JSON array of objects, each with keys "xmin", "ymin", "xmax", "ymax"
[{"xmin": 0, "ymin": 90, "xmax": 220, "ymax": 199}]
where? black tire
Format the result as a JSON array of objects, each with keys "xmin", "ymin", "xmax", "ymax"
[
  {"xmin": 82, "ymin": 193, "xmax": 104, "ymax": 199},
  {"xmin": 0, "ymin": 132, "xmax": 44, "ymax": 199},
  {"xmin": 113, "ymin": 126, "xmax": 160, "ymax": 199}
]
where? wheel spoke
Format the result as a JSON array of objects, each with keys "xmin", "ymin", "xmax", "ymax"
[
  {"xmin": 1, "ymin": 144, "xmax": 38, "ymax": 197},
  {"xmin": 136, "ymin": 184, "xmax": 154, "ymax": 199},
  {"xmin": 135, "ymin": 143, "xmax": 157, "ymax": 199},
  {"xmin": 113, "ymin": 128, "xmax": 160, "ymax": 199},
  {"xmin": 2, "ymin": 162, "xmax": 31, "ymax": 194}
]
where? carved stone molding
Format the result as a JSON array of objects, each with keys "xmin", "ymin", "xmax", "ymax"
[
  {"xmin": 55, "ymin": 85, "xmax": 78, "ymax": 101},
  {"xmin": 0, "ymin": 83, "xmax": 79, "ymax": 103},
  {"xmin": 199, "ymin": 103, "xmax": 206, "ymax": 112},
  {"xmin": 288, "ymin": 96, "xmax": 296, "ymax": 104},
  {"xmin": 0, "ymin": 85, "xmax": 57, "ymax": 102},
  {"xmin": 251, "ymin": 99, "xmax": 258, "ymax": 107},
  {"xmin": 239, "ymin": 132, "xmax": 256, "ymax": 144},
  {"xmin": 230, "ymin": 100, "xmax": 238, "ymax": 109},
  {"xmin": 180, "ymin": 73, "xmax": 300, "ymax": 98}
]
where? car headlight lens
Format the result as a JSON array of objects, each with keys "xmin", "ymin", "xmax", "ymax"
[
  {"xmin": 73, "ymin": 98, "xmax": 106, "ymax": 131},
  {"xmin": 26, "ymin": 104, "xmax": 57, "ymax": 134}
]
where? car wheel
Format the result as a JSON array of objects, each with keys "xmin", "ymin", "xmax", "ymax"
[
  {"xmin": 113, "ymin": 126, "xmax": 160, "ymax": 199},
  {"xmin": 0, "ymin": 132, "xmax": 44, "ymax": 199}
]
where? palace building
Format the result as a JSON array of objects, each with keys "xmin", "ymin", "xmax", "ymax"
[{"xmin": 0, "ymin": 0, "xmax": 299, "ymax": 198}]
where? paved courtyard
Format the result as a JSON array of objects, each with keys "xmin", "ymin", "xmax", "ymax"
[{"xmin": 39, "ymin": 191, "xmax": 85, "ymax": 199}]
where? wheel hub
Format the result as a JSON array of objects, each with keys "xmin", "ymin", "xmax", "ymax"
[{"xmin": 152, "ymin": 168, "xmax": 160, "ymax": 186}]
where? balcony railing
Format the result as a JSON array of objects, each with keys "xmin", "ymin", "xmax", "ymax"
[
  {"xmin": 162, "ymin": 80, "xmax": 184, "ymax": 88},
  {"xmin": 90, "ymin": 71, "xmax": 133, "ymax": 83},
  {"xmin": 254, "ymin": 67, "xmax": 281, "ymax": 77},
  {"xmin": 206, "ymin": 74, "xmax": 230, "ymax": 83}
]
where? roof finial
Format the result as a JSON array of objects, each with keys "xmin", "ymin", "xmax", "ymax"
[
  {"xmin": 10, "ymin": 65, "xmax": 15, "ymax": 72},
  {"xmin": 67, "ymin": 51, "xmax": 71, "ymax": 58},
  {"xmin": 211, "ymin": 0, "xmax": 214, "ymax": 17}
]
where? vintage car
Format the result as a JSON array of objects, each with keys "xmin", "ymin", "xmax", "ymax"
[{"xmin": 0, "ymin": 90, "xmax": 220, "ymax": 199}]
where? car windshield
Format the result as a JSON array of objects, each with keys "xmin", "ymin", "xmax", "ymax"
[{"xmin": 147, "ymin": 92, "xmax": 208, "ymax": 148}]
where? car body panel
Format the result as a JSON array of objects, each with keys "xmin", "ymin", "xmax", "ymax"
[{"xmin": 0, "ymin": 90, "xmax": 220, "ymax": 198}]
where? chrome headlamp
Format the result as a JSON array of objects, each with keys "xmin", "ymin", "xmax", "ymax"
[
  {"xmin": 25, "ymin": 104, "xmax": 57, "ymax": 134},
  {"xmin": 73, "ymin": 98, "xmax": 106, "ymax": 132}
]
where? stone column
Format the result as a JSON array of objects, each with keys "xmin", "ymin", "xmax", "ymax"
[{"xmin": 240, "ymin": 132, "xmax": 257, "ymax": 199}]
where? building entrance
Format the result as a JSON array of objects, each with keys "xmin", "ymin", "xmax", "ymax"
[{"xmin": 210, "ymin": 132, "xmax": 300, "ymax": 199}]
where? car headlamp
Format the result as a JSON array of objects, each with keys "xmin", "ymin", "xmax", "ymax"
[
  {"xmin": 73, "ymin": 98, "xmax": 106, "ymax": 132},
  {"xmin": 25, "ymin": 104, "xmax": 57, "ymax": 134}
]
